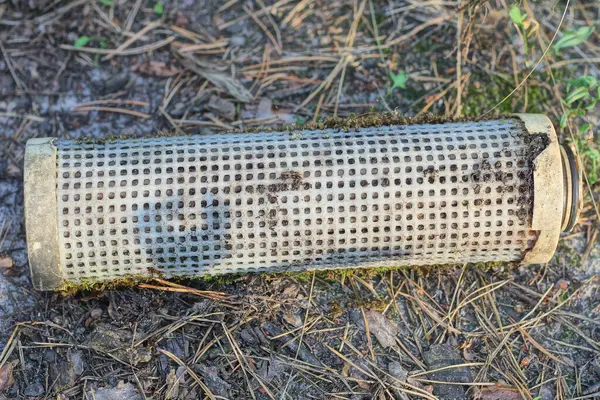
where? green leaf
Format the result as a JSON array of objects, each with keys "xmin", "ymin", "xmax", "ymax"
[
  {"xmin": 98, "ymin": 0, "xmax": 113, "ymax": 5},
  {"xmin": 586, "ymin": 148, "xmax": 600, "ymax": 161},
  {"xmin": 153, "ymin": 1, "xmax": 164, "ymax": 15},
  {"xmin": 509, "ymin": 6, "xmax": 527, "ymax": 28},
  {"xmin": 388, "ymin": 71, "xmax": 409, "ymax": 93},
  {"xmin": 568, "ymin": 75, "xmax": 598, "ymax": 89},
  {"xmin": 553, "ymin": 26, "xmax": 595, "ymax": 52},
  {"xmin": 560, "ymin": 112, "xmax": 569, "ymax": 129},
  {"xmin": 579, "ymin": 123, "xmax": 591, "ymax": 134},
  {"xmin": 73, "ymin": 36, "xmax": 91, "ymax": 48},
  {"xmin": 565, "ymin": 86, "xmax": 590, "ymax": 104}
]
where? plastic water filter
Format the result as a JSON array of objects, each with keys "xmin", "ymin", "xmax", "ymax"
[{"xmin": 24, "ymin": 114, "xmax": 581, "ymax": 290}]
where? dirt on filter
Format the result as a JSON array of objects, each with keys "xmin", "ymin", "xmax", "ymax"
[{"xmin": 1, "ymin": 0, "xmax": 600, "ymax": 400}]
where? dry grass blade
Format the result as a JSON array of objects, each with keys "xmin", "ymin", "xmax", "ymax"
[
  {"xmin": 581, "ymin": 223, "xmax": 598, "ymax": 267},
  {"xmin": 325, "ymin": 344, "xmax": 436, "ymax": 400},
  {"xmin": 177, "ymin": 39, "xmax": 229, "ymax": 53},
  {"xmin": 221, "ymin": 322, "xmax": 275, "ymax": 400},
  {"xmin": 518, "ymin": 328, "xmax": 573, "ymax": 366},
  {"xmin": 243, "ymin": 5, "xmax": 282, "ymax": 55},
  {"xmin": 385, "ymin": 15, "xmax": 451, "ymax": 48},
  {"xmin": 158, "ymin": 349, "xmax": 217, "ymax": 400},
  {"xmin": 73, "ymin": 99, "xmax": 150, "ymax": 107},
  {"xmin": 447, "ymin": 280, "xmax": 510, "ymax": 322},
  {"xmin": 105, "ymin": 20, "xmax": 162, "ymax": 60},
  {"xmin": 71, "ymin": 106, "xmax": 150, "ymax": 119},
  {"xmin": 60, "ymin": 36, "xmax": 175, "ymax": 56},
  {"xmin": 409, "ymin": 362, "xmax": 485, "ymax": 377},
  {"xmin": 0, "ymin": 40, "xmax": 25, "ymax": 90},
  {"xmin": 138, "ymin": 278, "xmax": 231, "ymax": 301},
  {"xmin": 483, "ymin": 0, "xmax": 569, "ymax": 115},
  {"xmin": 0, "ymin": 112, "xmax": 45, "ymax": 122}
]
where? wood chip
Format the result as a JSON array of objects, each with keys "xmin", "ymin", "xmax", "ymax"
[
  {"xmin": 0, "ymin": 256, "xmax": 14, "ymax": 269},
  {"xmin": 132, "ymin": 61, "xmax": 180, "ymax": 77}
]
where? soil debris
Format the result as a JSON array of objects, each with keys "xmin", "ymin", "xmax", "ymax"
[
  {"xmin": 85, "ymin": 382, "xmax": 142, "ymax": 400},
  {"xmin": 424, "ymin": 344, "xmax": 472, "ymax": 400}
]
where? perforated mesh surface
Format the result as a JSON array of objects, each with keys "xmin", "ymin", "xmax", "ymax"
[{"xmin": 55, "ymin": 119, "xmax": 539, "ymax": 281}]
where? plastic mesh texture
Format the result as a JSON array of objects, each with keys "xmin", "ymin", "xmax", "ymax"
[{"xmin": 55, "ymin": 119, "xmax": 539, "ymax": 281}]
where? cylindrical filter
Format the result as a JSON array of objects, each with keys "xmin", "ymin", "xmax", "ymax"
[{"xmin": 25, "ymin": 114, "xmax": 581, "ymax": 290}]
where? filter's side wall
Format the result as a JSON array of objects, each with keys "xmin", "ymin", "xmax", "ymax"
[
  {"xmin": 515, "ymin": 114, "xmax": 563, "ymax": 264},
  {"xmin": 24, "ymin": 138, "xmax": 63, "ymax": 290},
  {"xmin": 52, "ymin": 119, "xmax": 539, "ymax": 284}
]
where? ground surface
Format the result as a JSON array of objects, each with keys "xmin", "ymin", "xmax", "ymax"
[{"xmin": 1, "ymin": 0, "xmax": 599, "ymax": 399}]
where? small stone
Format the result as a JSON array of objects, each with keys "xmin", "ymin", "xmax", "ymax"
[
  {"xmin": 90, "ymin": 72, "xmax": 130, "ymax": 96},
  {"xmin": 169, "ymin": 102, "xmax": 187, "ymax": 118},
  {"xmin": 54, "ymin": 358, "xmax": 76, "ymax": 388},
  {"xmin": 230, "ymin": 35, "xmax": 246, "ymax": 46},
  {"xmin": 87, "ymin": 381, "xmax": 142, "ymax": 400},
  {"xmin": 90, "ymin": 308, "xmax": 103, "ymax": 319},
  {"xmin": 43, "ymin": 349, "xmax": 56, "ymax": 362},
  {"xmin": 174, "ymin": 12, "xmax": 189, "ymax": 27},
  {"xmin": 86, "ymin": 324, "xmax": 126, "ymax": 352},
  {"xmin": 127, "ymin": 346, "xmax": 152, "ymax": 365},
  {"xmin": 24, "ymin": 382, "xmax": 45, "ymax": 397},
  {"xmin": 282, "ymin": 310, "xmax": 303, "ymax": 327},
  {"xmin": 514, "ymin": 304, "xmax": 523, "ymax": 313},
  {"xmin": 423, "ymin": 344, "xmax": 472, "ymax": 400},
  {"xmin": 239, "ymin": 328, "xmax": 257, "ymax": 345},
  {"xmin": 281, "ymin": 284, "xmax": 299, "ymax": 298},
  {"xmin": 0, "ymin": 74, "xmax": 14, "ymax": 97},
  {"xmin": 388, "ymin": 361, "xmax": 408, "ymax": 381},
  {"xmin": 193, "ymin": 364, "xmax": 231, "ymax": 398},
  {"xmin": 207, "ymin": 95, "xmax": 236, "ymax": 120},
  {"xmin": 592, "ymin": 356, "xmax": 600, "ymax": 377},
  {"xmin": 258, "ymin": 357, "xmax": 286, "ymax": 382},
  {"xmin": 70, "ymin": 351, "xmax": 85, "ymax": 376},
  {"xmin": 556, "ymin": 279, "xmax": 569, "ymax": 290},
  {"xmin": 320, "ymin": 36, "xmax": 332, "ymax": 46},
  {"xmin": 538, "ymin": 385, "xmax": 554, "ymax": 400}
]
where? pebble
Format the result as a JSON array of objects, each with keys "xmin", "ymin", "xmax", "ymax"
[
  {"xmin": 23, "ymin": 382, "xmax": 44, "ymax": 397},
  {"xmin": 87, "ymin": 382, "xmax": 142, "ymax": 400},
  {"xmin": 231, "ymin": 35, "xmax": 246, "ymax": 46}
]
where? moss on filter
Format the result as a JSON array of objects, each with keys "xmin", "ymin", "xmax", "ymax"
[
  {"xmin": 247, "ymin": 112, "xmax": 516, "ymax": 134},
  {"xmin": 55, "ymin": 261, "xmax": 515, "ymax": 294},
  {"xmin": 277, "ymin": 261, "xmax": 514, "ymax": 284},
  {"xmin": 74, "ymin": 112, "xmax": 516, "ymax": 145},
  {"xmin": 57, "ymin": 274, "xmax": 155, "ymax": 295}
]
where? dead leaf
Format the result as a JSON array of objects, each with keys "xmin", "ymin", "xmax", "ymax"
[
  {"xmin": 255, "ymin": 98, "xmax": 273, "ymax": 119},
  {"xmin": 0, "ymin": 360, "xmax": 17, "ymax": 391},
  {"xmin": 364, "ymin": 310, "xmax": 399, "ymax": 348},
  {"xmin": 132, "ymin": 61, "xmax": 180, "ymax": 77},
  {"xmin": 475, "ymin": 384, "xmax": 522, "ymax": 400},
  {"xmin": 178, "ymin": 55, "xmax": 253, "ymax": 103},
  {"xmin": 164, "ymin": 369, "xmax": 180, "ymax": 400}
]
